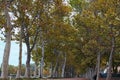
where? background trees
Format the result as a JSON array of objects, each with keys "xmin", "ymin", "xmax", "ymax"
[{"xmin": 70, "ymin": 0, "xmax": 120, "ymax": 79}]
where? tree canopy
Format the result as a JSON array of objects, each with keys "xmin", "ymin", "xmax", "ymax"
[{"xmin": 0, "ymin": 0, "xmax": 120, "ymax": 79}]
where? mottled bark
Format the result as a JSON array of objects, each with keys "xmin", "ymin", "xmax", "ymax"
[
  {"xmin": 16, "ymin": 26, "xmax": 23, "ymax": 78},
  {"xmin": 61, "ymin": 53, "xmax": 66, "ymax": 78},
  {"xmin": 39, "ymin": 41, "xmax": 45, "ymax": 78},
  {"xmin": 53, "ymin": 53, "xmax": 60, "ymax": 77},
  {"xmin": 96, "ymin": 52, "xmax": 101, "ymax": 80},
  {"xmin": 49, "ymin": 63, "xmax": 53, "ymax": 77},
  {"xmin": 1, "ymin": 30, "xmax": 11, "ymax": 78},
  {"xmin": 34, "ymin": 63, "xmax": 37, "ymax": 77},
  {"xmin": 85, "ymin": 68, "xmax": 94, "ymax": 79},
  {"xmin": 24, "ymin": 24, "xmax": 39, "ymax": 78},
  {"xmin": 1, "ymin": 1, "xmax": 12, "ymax": 78},
  {"xmin": 25, "ymin": 47, "xmax": 31, "ymax": 78},
  {"xmin": 106, "ymin": 25, "xmax": 115, "ymax": 80}
]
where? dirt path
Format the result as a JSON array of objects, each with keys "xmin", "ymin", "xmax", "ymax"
[{"xmin": 46, "ymin": 78, "xmax": 89, "ymax": 80}]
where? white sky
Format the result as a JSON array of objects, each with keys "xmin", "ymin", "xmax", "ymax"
[
  {"xmin": 0, "ymin": 40, "xmax": 34, "ymax": 66},
  {"xmin": 0, "ymin": 41, "xmax": 26, "ymax": 65}
]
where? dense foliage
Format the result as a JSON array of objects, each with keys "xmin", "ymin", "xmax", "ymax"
[{"xmin": 0, "ymin": 0, "xmax": 120, "ymax": 79}]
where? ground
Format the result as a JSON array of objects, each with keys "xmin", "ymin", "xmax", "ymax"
[{"xmin": 47, "ymin": 78, "xmax": 88, "ymax": 80}]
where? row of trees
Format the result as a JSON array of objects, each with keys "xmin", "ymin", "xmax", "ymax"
[
  {"xmin": 0, "ymin": 65, "xmax": 25, "ymax": 76},
  {"xmin": 70, "ymin": 0, "xmax": 120, "ymax": 80},
  {"xmin": 0, "ymin": 0, "xmax": 120, "ymax": 80}
]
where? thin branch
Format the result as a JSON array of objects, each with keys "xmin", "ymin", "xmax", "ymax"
[{"xmin": 30, "ymin": 26, "xmax": 40, "ymax": 52}]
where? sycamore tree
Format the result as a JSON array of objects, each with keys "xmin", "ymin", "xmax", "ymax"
[
  {"xmin": 12, "ymin": 0, "xmax": 42, "ymax": 78},
  {"xmin": 0, "ymin": 0, "xmax": 14, "ymax": 78},
  {"xmin": 31, "ymin": 0, "xmax": 77, "ymax": 78},
  {"xmin": 44, "ymin": 0, "xmax": 77, "ymax": 77},
  {"xmin": 30, "ymin": 0, "xmax": 54, "ymax": 78},
  {"xmin": 31, "ymin": 47, "xmax": 41, "ymax": 77},
  {"xmin": 89, "ymin": 0, "xmax": 120, "ymax": 80},
  {"xmin": 70, "ymin": 0, "xmax": 120, "ymax": 80}
]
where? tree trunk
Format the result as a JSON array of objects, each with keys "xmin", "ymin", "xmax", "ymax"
[
  {"xmin": 53, "ymin": 62, "xmax": 58, "ymax": 77},
  {"xmin": 38, "ymin": 66, "xmax": 41, "ymax": 77},
  {"xmin": 96, "ymin": 52, "xmax": 101, "ymax": 80},
  {"xmin": 106, "ymin": 26, "xmax": 115, "ymax": 80},
  {"xmin": 25, "ymin": 47, "xmax": 31, "ymax": 78},
  {"xmin": 85, "ymin": 68, "xmax": 94, "ymax": 79},
  {"xmin": 1, "ymin": 1, "xmax": 11, "ymax": 78},
  {"xmin": 16, "ymin": 26, "xmax": 23, "ymax": 78},
  {"xmin": 49, "ymin": 63, "xmax": 53, "ymax": 77},
  {"xmin": 1, "ymin": 29, "xmax": 11, "ymax": 79},
  {"xmin": 40, "ymin": 41, "xmax": 45, "ymax": 78},
  {"xmin": 25, "ymin": 39, "xmax": 31, "ymax": 78},
  {"xmin": 34, "ymin": 63, "xmax": 37, "ymax": 77},
  {"xmin": 53, "ymin": 53, "xmax": 60, "ymax": 77},
  {"xmin": 61, "ymin": 53, "xmax": 66, "ymax": 78},
  {"xmin": 23, "ymin": 23, "xmax": 31, "ymax": 78},
  {"xmin": 24, "ymin": 26, "xmax": 38, "ymax": 78}
]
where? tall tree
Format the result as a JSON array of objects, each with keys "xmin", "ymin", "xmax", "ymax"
[
  {"xmin": 1, "ymin": 0, "xmax": 12, "ymax": 78},
  {"xmin": 12, "ymin": 0, "xmax": 42, "ymax": 77},
  {"xmin": 16, "ymin": 25, "xmax": 23, "ymax": 78}
]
